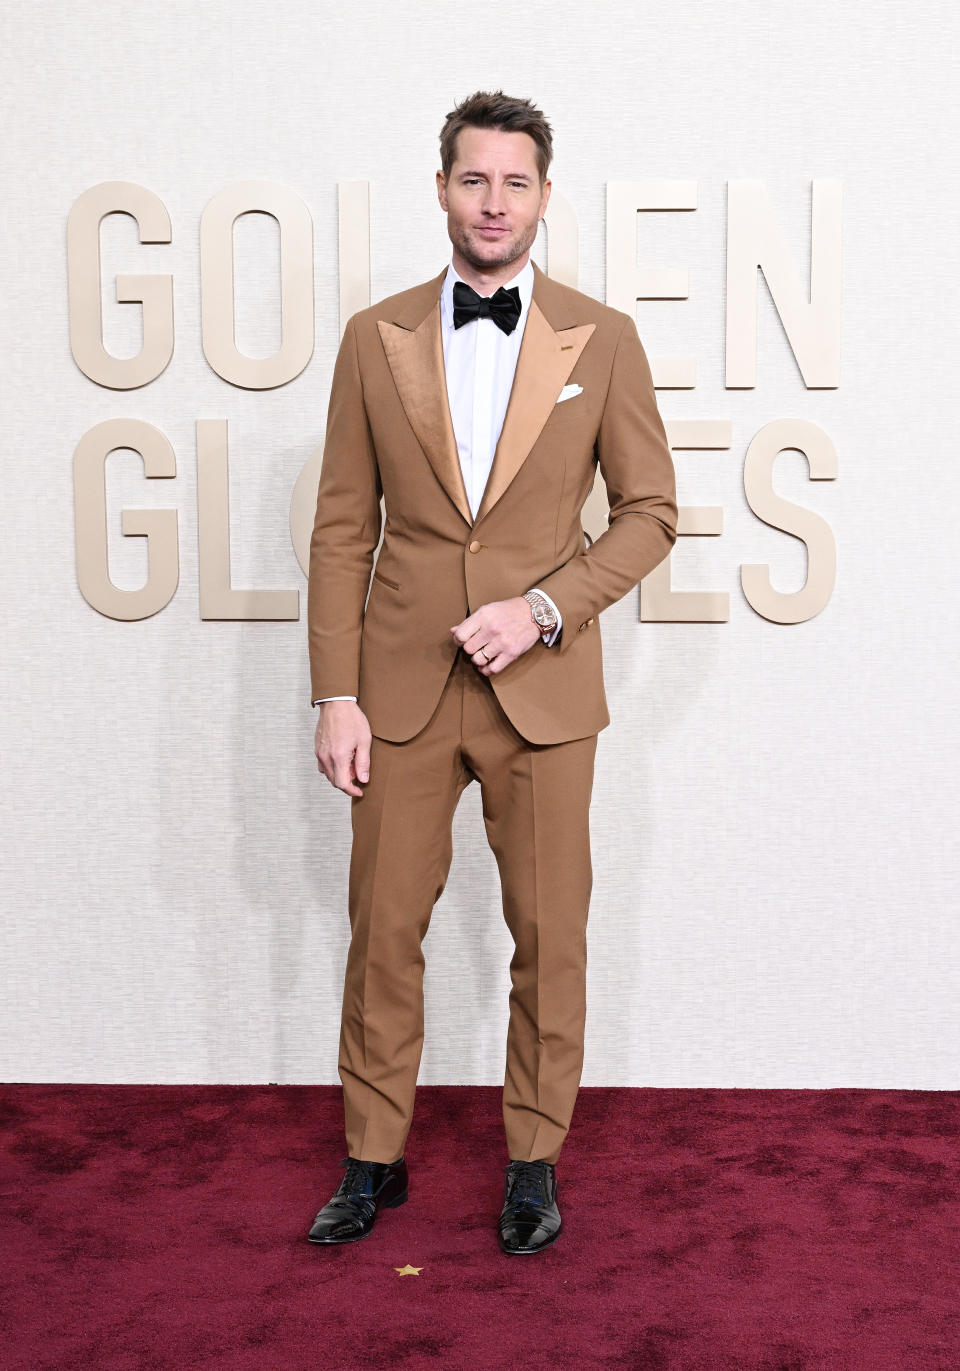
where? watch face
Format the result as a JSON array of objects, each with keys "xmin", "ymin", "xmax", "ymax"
[{"xmin": 526, "ymin": 593, "xmax": 556, "ymax": 630}]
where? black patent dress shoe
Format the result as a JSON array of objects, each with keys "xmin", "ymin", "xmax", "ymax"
[
  {"xmin": 497, "ymin": 1159, "xmax": 562, "ymax": 1254},
  {"xmin": 307, "ymin": 1154, "xmax": 409, "ymax": 1244}
]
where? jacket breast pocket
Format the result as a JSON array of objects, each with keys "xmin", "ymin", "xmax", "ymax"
[{"xmin": 545, "ymin": 397, "xmax": 591, "ymax": 433}]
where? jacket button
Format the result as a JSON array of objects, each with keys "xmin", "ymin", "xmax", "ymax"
[
  {"xmin": 586, "ymin": 617, "xmax": 594, "ymax": 625},
  {"xmin": 468, "ymin": 539, "xmax": 482, "ymax": 553}
]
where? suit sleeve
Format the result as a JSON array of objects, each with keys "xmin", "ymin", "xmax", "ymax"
[
  {"xmin": 531, "ymin": 314, "xmax": 678, "ymax": 655},
  {"xmin": 307, "ymin": 314, "xmax": 383, "ymax": 703}
]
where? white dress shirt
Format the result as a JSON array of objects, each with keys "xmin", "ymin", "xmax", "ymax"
[{"xmin": 314, "ymin": 256, "xmax": 561, "ymax": 706}]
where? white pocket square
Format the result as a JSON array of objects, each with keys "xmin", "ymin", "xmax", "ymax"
[{"xmin": 556, "ymin": 383, "xmax": 583, "ymax": 404}]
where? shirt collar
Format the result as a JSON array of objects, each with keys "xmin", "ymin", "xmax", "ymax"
[{"xmin": 440, "ymin": 256, "xmax": 534, "ymax": 331}]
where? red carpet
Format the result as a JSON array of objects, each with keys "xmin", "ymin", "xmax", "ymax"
[{"xmin": 1, "ymin": 1084, "xmax": 957, "ymax": 1369}]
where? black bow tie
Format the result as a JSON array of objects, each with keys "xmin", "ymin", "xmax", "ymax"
[{"xmin": 452, "ymin": 280, "xmax": 522, "ymax": 335}]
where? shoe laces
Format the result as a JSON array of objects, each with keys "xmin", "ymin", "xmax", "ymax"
[
  {"xmin": 505, "ymin": 1159, "xmax": 552, "ymax": 1208},
  {"xmin": 338, "ymin": 1155, "xmax": 379, "ymax": 1199}
]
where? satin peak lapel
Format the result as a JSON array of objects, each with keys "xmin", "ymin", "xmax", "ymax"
[
  {"xmin": 376, "ymin": 263, "xmax": 597, "ymax": 528},
  {"xmin": 475, "ymin": 300, "xmax": 595, "ymax": 523},
  {"xmin": 377, "ymin": 303, "xmax": 473, "ymax": 526}
]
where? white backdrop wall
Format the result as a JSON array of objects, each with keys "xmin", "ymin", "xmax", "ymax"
[{"xmin": 2, "ymin": 0, "xmax": 957, "ymax": 1085}]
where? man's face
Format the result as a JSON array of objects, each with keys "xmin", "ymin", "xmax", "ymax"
[{"xmin": 437, "ymin": 126, "xmax": 550, "ymax": 275}]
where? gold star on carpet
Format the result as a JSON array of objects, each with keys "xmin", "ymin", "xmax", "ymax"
[{"xmin": 394, "ymin": 1264, "xmax": 423, "ymax": 1277}]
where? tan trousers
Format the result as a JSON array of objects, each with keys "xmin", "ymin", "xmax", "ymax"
[{"xmin": 338, "ymin": 647, "xmax": 598, "ymax": 1166}]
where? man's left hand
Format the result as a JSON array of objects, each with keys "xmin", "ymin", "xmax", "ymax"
[{"xmin": 450, "ymin": 597, "xmax": 542, "ymax": 675}]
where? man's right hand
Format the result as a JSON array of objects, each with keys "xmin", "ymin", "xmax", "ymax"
[{"xmin": 314, "ymin": 700, "xmax": 372, "ymax": 797}]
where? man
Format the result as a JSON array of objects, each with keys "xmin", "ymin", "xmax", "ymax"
[{"xmin": 305, "ymin": 90, "xmax": 677, "ymax": 1255}]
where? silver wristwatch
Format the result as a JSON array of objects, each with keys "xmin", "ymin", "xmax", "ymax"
[{"xmin": 523, "ymin": 590, "xmax": 558, "ymax": 639}]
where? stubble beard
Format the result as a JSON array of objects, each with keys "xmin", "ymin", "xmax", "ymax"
[{"xmin": 451, "ymin": 217, "xmax": 540, "ymax": 276}]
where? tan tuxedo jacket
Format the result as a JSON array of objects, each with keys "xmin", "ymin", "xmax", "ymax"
[{"xmin": 307, "ymin": 260, "xmax": 678, "ymax": 746}]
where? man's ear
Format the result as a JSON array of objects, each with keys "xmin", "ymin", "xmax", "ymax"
[{"xmin": 436, "ymin": 169, "xmax": 447, "ymax": 209}]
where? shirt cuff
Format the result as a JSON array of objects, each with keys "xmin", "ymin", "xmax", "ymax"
[{"xmin": 313, "ymin": 696, "xmax": 358, "ymax": 705}]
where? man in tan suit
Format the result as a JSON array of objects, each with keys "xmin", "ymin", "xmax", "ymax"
[{"xmin": 306, "ymin": 90, "xmax": 677, "ymax": 1254}]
